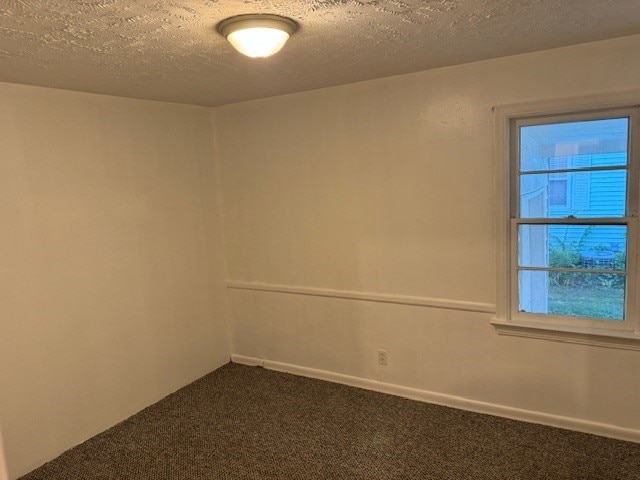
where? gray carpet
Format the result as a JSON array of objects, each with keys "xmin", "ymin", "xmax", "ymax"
[{"xmin": 20, "ymin": 363, "xmax": 640, "ymax": 479}]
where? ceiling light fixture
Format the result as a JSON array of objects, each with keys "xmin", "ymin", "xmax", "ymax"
[{"xmin": 217, "ymin": 14, "xmax": 299, "ymax": 58}]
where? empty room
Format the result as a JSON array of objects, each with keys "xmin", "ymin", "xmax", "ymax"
[{"xmin": 2, "ymin": 1, "xmax": 640, "ymax": 479}]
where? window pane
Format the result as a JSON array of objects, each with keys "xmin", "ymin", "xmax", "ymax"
[
  {"xmin": 520, "ymin": 118, "xmax": 629, "ymax": 172},
  {"xmin": 519, "ymin": 169, "xmax": 626, "ymax": 218},
  {"xmin": 518, "ymin": 270, "xmax": 625, "ymax": 320},
  {"xmin": 518, "ymin": 225, "xmax": 627, "ymax": 269}
]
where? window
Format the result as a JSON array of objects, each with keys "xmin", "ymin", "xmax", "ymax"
[
  {"xmin": 548, "ymin": 178, "xmax": 567, "ymax": 206},
  {"xmin": 493, "ymin": 95, "xmax": 640, "ymax": 349},
  {"xmin": 547, "ymin": 157, "xmax": 568, "ymax": 207}
]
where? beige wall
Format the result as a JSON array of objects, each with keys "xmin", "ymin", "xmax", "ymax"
[
  {"xmin": 215, "ymin": 34, "xmax": 640, "ymax": 435},
  {"xmin": 0, "ymin": 83, "xmax": 231, "ymax": 478}
]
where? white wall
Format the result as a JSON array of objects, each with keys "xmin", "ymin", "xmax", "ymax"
[
  {"xmin": 0, "ymin": 83, "xmax": 231, "ymax": 479},
  {"xmin": 215, "ymin": 34, "xmax": 640, "ymax": 437},
  {"xmin": 4, "ymin": 32, "xmax": 640, "ymax": 480}
]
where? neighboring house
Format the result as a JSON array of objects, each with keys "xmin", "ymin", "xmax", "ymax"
[{"xmin": 547, "ymin": 152, "xmax": 627, "ymax": 263}]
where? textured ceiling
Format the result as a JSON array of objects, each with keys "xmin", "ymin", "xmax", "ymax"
[{"xmin": 1, "ymin": 0, "xmax": 639, "ymax": 106}]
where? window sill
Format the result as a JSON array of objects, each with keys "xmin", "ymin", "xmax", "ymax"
[{"xmin": 491, "ymin": 319, "xmax": 640, "ymax": 350}]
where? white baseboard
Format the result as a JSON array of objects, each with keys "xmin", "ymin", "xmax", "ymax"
[{"xmin": 231, "ymin": 354, "xmax": 640, "ymax": 444}]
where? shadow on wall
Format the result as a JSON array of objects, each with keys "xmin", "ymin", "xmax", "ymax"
[{"xmin": 0, "ymin": 430, "xmax": 8, "ymax": 480}]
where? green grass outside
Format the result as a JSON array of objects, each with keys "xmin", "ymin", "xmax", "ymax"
[{"xmin": 548, "ymin": 285, "xmax": 624, "ymax": 320}]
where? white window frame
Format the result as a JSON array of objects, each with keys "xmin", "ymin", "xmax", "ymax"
[{"xmin": 492, "ymin": 91, "xmax": 640, "ymax": 350}]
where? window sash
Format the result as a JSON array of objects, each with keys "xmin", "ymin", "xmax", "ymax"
[
  {"xmin": 510, "ymin": 108, "xmax": 639, "ymax": 220},
  {"xmin": 509, "ymin": 217, "xmax": 638, "ymax": 331},
  {"xmin": 522, "ymin": 165, "xmax": 627, "ymax": 175}
]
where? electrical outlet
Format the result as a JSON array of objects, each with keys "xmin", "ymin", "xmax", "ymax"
[{"xmin": 377, "ymin": 349, "xmax": 388, "ymax": 366}]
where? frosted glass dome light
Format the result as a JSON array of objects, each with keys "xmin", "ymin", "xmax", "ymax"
[{"xmin": 217, "ymin": 14, "xmax": 299, "ymax": 58}]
